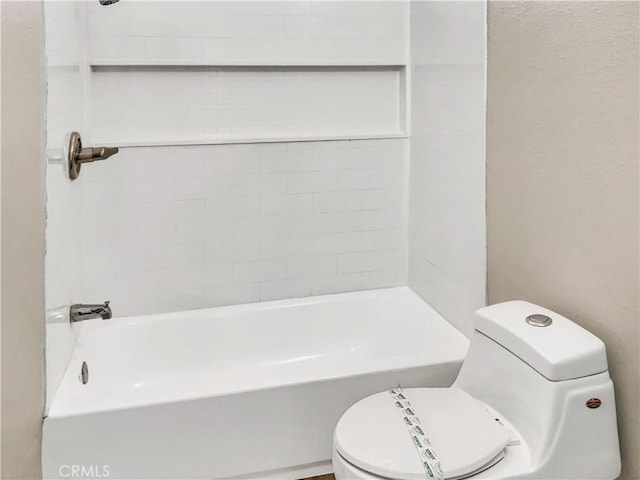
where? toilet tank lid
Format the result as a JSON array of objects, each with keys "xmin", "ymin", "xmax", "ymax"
[{"xmin": 474, "ymin": 301, "xmax": 608, "ymax": 381}]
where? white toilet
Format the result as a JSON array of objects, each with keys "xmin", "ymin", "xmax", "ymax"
[{"xmin": 332, "ymin": 301, "xmax": 621, "ymax": 480}]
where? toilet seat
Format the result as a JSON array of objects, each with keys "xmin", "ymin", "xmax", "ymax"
[{"xmin": 334, "ymin": 388, "xmax": 510, "ymax": 480}]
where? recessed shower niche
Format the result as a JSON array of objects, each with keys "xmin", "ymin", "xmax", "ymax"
[{"xmin": 87, "ymin": 64, "xmax": 407, "ymax": 146}]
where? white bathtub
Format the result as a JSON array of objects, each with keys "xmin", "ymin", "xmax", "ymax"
[{"xmin": 42, "ymin": 287, "xmax": 469, "ymax": 479}]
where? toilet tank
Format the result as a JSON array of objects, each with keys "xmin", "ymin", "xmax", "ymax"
[
  {"xmin": 473, "ymin": 300, "xmax": 608, "ymax": 380},
  {"xmin": 453, "ymin": 301, "xmax": 620, "ymax": 479}
]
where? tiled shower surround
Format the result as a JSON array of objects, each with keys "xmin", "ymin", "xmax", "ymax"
[
  {"xmin": 81, "ymin": 139, "xmax": 408, "ymax": 315},
  {"xmin": 44, "ymin": 0, "xmax": 410, "ymax": 409},
  {"xmin": 408, "ymin": 1, "xmax": 486, "ymax": 337},
  {"xmin": 44, "ymin": 0, "xmax": 486, "ymax": 410}
]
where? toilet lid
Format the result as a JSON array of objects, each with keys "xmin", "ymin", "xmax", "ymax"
[{"xmin": 334, "ymin": 388, "xmax": 510, "ymax": 480}]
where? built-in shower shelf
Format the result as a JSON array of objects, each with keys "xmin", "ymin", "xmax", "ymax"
[
  {"xmin": 88, "ymin": 60, "xmax": 407, "ymax": 68},
  {"xmin": 93, "ymin": 133, "xmax": 408, "ymax": 149},
  {"xmin": 86, "ymin": 63, "xmax": 408, "ymax": 147}
]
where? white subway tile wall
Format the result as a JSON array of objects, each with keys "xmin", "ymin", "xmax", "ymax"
[
  {"xmin": 408, "ymin": 1, "xmax": 487, "ymax": 337},
  {"xmin": 44, "ymin": 2, "xmax": 410, "ymax": 411},
  {"xmin": 85, "ymin": 1, "xmax": 408, "ymax": 145},
  {"xmin": 86, "ymin": 1, "xmax": 409, "ymax": 65},
  {"xmin": 76, "ymin": 0, "xmax": 410, "ymax": 316},
  {"xmin": 80, "ymin": 139, "xmax": 408, "ymax": 315},
  {"xmin": 44, "ymin": 0, "xmax": 86, "ymax": 411}
]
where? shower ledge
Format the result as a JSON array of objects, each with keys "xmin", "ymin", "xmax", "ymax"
[
  {"xmin": 88, "ymin": 59, "xmax": 408, "ymax": 68},
  {"xmin": 89, "ymin": 133, "xmax": 409, "ymax": 149}
]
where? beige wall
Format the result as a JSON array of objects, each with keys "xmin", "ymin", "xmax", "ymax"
[
  {"xmin": 1, "ymin": 2, "xmax": 46, "ymax": 479},
  {"xmin": 487, "ymin": 2, "xmax": 639, "ymax": 479}
]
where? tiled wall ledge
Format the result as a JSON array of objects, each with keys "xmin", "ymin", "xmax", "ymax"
[
  {"xmin": 89, "ymin": 60, "xmax": 406, "ymax": 67},
  {"xmin": 97, "ymin": 133, "xmax": 408, "ymax": 149}
]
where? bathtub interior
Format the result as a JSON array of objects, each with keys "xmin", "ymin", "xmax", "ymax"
[{"xmin": 47, "ymin": 287, "xmax": 470, "ymax": 417}]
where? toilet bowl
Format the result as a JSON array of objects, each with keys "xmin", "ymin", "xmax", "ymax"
[{"xmin": 332, "ymin": 301, "xmax": 621, "ymax": 480}]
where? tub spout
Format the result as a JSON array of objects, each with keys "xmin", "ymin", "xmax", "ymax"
[{"xmin": 70, "ymin": 301, "xmax": 112, "ymax": 322}]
